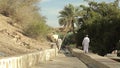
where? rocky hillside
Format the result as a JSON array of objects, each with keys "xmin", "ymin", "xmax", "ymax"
[{"xmin": 0, "ymin": 14, "xmax": 51, "ymax": 57}]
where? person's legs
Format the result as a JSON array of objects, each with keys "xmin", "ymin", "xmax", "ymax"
[
  {"xmin": 86, "ymin": 47, "xmax": 88, "ymax": 53},
  {"xmin": 85, "ymin": 44, "xmax": 89, "ymax": 53},
  {"xmin": 59, "ymin": 45, "xmax": 61, "ymax": 50},
  {"xmin": 84, "ymin": 44, "xmax": 89, "ymax": 53},
  {"xmin": 83, "ymin": 45, "xmax": 86, "ymax": 53}
]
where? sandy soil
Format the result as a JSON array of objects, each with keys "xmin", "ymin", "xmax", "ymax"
[{"xmin": 0, "ymin": 14, "xmax": 51, "ymax": 57}]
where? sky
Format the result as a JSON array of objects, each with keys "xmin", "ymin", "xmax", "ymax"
[{"xmin": 39, "ymin": 0, "xmax": 114, "ymax": 27}]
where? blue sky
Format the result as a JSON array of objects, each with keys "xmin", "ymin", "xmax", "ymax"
[{"xmin": 39, "ymin": 0, "xmax": 114, "ymax": 27}]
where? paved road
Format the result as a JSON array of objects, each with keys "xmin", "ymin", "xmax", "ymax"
[{"xmin": 31, "ymin": 51, "xmax": 88, "ymax": 68}]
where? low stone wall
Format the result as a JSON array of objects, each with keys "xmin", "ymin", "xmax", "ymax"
[
  {"xmin": 0, "ymin": 48, "xmax": 58, "ymax": 68},
  {"xmin": 70, "ymin": 48, "xmax": 120, "ymax": 68}
]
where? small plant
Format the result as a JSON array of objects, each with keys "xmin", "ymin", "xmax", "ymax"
[{"xmin": 69, "ymin": 44, "xmax": 76, "ymax": 48}]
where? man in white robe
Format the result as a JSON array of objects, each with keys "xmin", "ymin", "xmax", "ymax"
[{"xmin": 82, "ymin": 35, "xmax": 90, "ymax": 53}]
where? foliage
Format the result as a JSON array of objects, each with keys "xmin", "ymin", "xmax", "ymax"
[
  {"xmin": 76, "ymin": 0, "xmax": 120, "ymax": 56},
  {"xmin": 24, "ymin": 21, "xmax": 50, "ymax": 39},
  {"xmin": 59, "ymin": 4, "xmax": 80, "ymax": 33},
  {"xmin": 0, "ymin": 0, "xmax": 50, "ymax": 39},
  {"xmin": 69, "ymin": 44, "xmax": 76, "ymax": 48},
  {"xmin": 59, "ymin": 4, "xmax": 82, "ymax": 48},
  {"xmin": 117, "ymin": 40, "xmax": 120, "ymax": 56},
  {"xmin": 62, "ymin": 32, "xmax": 75, "ymax": 47}
]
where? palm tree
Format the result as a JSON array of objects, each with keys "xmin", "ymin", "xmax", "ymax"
[
  {"xmin": 59, "ymin": 4, "xmax": 80, "ymax": 34},
  {"xmin": 58, "ymin": 4, "xmax": 82, "ymax": 48},
  {"xmin": 58, "ymin": 17, "xmax": 68, "ymax": 30}
]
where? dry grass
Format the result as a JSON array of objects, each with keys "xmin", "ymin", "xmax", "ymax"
[{"xmin": 0, "ymin": 14, "xmax": 51, "ymax": 57}]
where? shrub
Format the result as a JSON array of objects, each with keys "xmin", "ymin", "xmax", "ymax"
[
  {"xmin": 23, "ymin": 20, "xmax": 50, "ymax": 39},
  {"xmin": 0, "ymin": 0, "xmax": 50, "ymax": 40}
]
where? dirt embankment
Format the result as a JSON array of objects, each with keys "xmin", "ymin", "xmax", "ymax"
[{"xmin": 0, "ymin": 14, "xmax": 51, "ymax": 57}]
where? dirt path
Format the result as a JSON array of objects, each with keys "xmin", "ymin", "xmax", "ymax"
[{"xmin": 31, "ymin": 50, "xmax": 88, "ymax": 68}]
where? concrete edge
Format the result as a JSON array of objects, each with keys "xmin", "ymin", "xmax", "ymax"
[
  {"xmin": 69, "ymin": 48, "xmax": 120, "ymax": 68},
  {"xmin": 0, "ymin": 48, "xmax": 58, "ymax": 68}
]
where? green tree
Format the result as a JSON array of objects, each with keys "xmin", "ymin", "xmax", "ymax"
[
  {"xmin": 59, "ymin": 4, "xmax": 80, "ymax": 33},
  {"xmin": 58, "ymin": 4, "xmax": 82, "ymax": 48},
  {"xmin": 77, "ymin": 0, "xmax": 120, "ymax": 56}
]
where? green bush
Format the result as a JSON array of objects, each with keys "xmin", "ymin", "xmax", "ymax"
[
  {"xmin": 76, "ymin": 1, "xmax": 120, "ymax": 56},
  {"xmin": 23, "ymin": 21, "xmax": 50, "ymax": 39},
  {"xmin": 0, "ymin": 0, "xmax": 50, "ymax": 39},
  {"xmin": 62, "ymin": 32, "xmax": 75, "ymax": 47}
]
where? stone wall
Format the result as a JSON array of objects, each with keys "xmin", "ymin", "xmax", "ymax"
[{"xmin": 0, "ymin": 48, "xmax": 58, "ymax": 68}]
